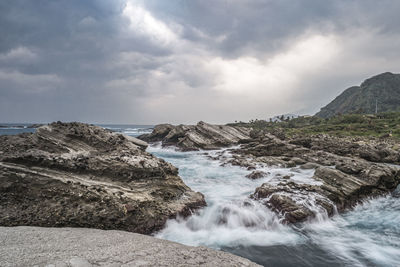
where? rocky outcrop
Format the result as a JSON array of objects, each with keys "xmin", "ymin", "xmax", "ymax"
[
  {"xmin": 139, "ymin": 121, "xmax": 251, "ymax": 151},
  {"xmin": 289, "ymin": 135, "xmax": 400, "ymax": 164},
  {"xmin": 0, "ymin": 122, "xmax": 205, "ymax": 234},
  {"xmin": 0, "ymin": 226, "xmax": 260, "ymax": 267},
  {"xmin": 227, "ymin": 131, "xmax": 400, "ymax": 223}
]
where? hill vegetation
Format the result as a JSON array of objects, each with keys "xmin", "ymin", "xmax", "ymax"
[
  {"xmin": 316, "ymin": 72, "xmax": 400, "ymax": 118},
  {"xmin": 228, "ymin": 112, "xmax": 400, "ymax": 139}
]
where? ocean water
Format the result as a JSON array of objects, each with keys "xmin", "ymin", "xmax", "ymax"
[
  {"xmin": 3, "ymin": 124, "xmax": 399, "ymax": 266},
  {"xmin": 99, "ymin": 124, "xmax": 153, "ymax": 137},
  {"xmin": 147, "ymin": 145, "xmax": 400, "ymax": 267},
  {"xmin": 0, "ymin": 123, "xmax": 153, "ymax": 137},
  {"xmin": 0, "ymin": 123, "xmax": 36, "ymax": 135}
]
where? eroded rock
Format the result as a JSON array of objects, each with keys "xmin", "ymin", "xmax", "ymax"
[
  {"xmin": 0, "ymin": 122, "xmax": 206, "ymax": 234},
  {"xmin": 234, "ymin": 130, "xmax": 400, "ymax": 223},
  {"xmin": 139, "ymin": 121, "xmax": 251, "ymax": 151},
  {"xmin": 245, "ymin": 170, "xmax": 269, "ymax": 179}
]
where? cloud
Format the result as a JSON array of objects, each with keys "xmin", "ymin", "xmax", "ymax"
[
  {"xmin": 208, "ymin": 34, "xmax": 339, "ymax": 95},
  {"xmin": 0, "ymin": 70, "xmax": 61, "ymax": 94},
  {"xmin": 123, "ymin": 1, "xmax": 180, "ymax": 47},
  {"xmin": 0, "ymin": 0, "xmax": 400, "ymax": 124},
  {"xmin": 0, "ymin": 47, "xmax": 37, "ymax": 64}
]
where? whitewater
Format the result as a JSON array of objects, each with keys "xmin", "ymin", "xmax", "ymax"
[
  {"xmin": 147, "ymin": 144, "xmax": 400, "ymax": 267},
  {"xmin": 2, "ymin": 125, "xmax": 399, "ymax": 266}
]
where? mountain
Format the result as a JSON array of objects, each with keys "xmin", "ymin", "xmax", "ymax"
[{"xmin": 316, "ymin": 72, "xmax": 400, "ymax": 118}]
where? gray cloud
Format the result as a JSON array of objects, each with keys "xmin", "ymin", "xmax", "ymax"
[{"xmin": 0, "ymin": 0, "xmax": 400, "ymax": 124}]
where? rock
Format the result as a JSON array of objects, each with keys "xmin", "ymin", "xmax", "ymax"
[
  {"xmin": 251, "ymin": 182, "xmax": 331, "ymax": 223},
  {"xmin": 27, "ymin": 123, "xmax": 44, "ymax": 128},
  {"xmin": 0, "ymin": 122, "xmax": 206, "ymax": 234},
  {"xmin": 0, "ymin": 226, "xmax": 261, "ymax": 267},
  {"xmin": 68, "ymin": 257, "xmax": 92, "ymax": 267},
  {"xmin": 139, "ymin": 121, "xmax": 251, "ymax": 151},
  {"xmin": 251, "ymin": 162, "xmax": 399, "ymax": 223},
  {"xmin": 315, "ymin": 164, "xmax": 400, "ymax": 211},
  {"xmin": 234, "ymin": 129, "xmax": 400, "ymax": 223},
  {"xmin": 291, "ymin": 134, "xmax": 400, "ymax": 164},
  {"xmin": 139, "ymin": 124, "xmax": 175, "ymax": 143},
  {"xmin": 300, "ymin": 162, "xmax": 320, "ymax": 169},
  {"xmin": 285, "ymin": 161, "xmax": 297, "ymax": 168},
  {"xmin": 393, "ymin": 185, "xmax": 400, "ymax": 198},
  {"xmin": 245, "ymin": 170, "xmax": 269, "ymax": 179},
  {"xmin": 269, "ymin": 194, "xmax": 313, "ymax": 223},
  {"xmin": 124, "ymin": 135, "xmax": 148, "ymax": 150}
]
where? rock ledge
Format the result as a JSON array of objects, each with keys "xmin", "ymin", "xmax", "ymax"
[
  {"xmin": 0, "ymin": 122, "xmax": 206, "ymax": 234},
  {"xmin": 0, "ymin": 226, "xmax": 260, "ymax": 267}
]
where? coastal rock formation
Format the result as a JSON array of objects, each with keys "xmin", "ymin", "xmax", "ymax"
[
  {"xmin": 0, "ymin": 122, "xmax": 206, "ymax": 234},
  {"xmin": 229, "ymin": 131, "xmax": 400, "ymax": 223},
  {"xmin": 0, "ymin": 226, "xmax": 260, "ymax": 267},
  {"xmin": 138, "ymin": 121, "xmax": 251, "ymax": 151},
  {"xmin": 289, "ymin": 135, "xmax": 400, "ymax": 164}
]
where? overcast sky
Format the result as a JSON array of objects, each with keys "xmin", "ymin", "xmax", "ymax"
[{"xmin": 1, "ymin": 0, "xmax": 400, "ymax": 124}]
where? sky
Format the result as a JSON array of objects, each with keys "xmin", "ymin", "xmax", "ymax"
[{"xmin": 1, "ymin": 0, "xmax": 400, "ymax": 124}]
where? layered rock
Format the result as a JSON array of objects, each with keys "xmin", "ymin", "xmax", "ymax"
[
  {"xmin": 0, "ymin": 122, "xmax": 205, "ymax": 234},
  {"xmin": 226, "ymin": 131, "xmax": 400, "ymax": 223},
  {"xmin": 138, "ymin": 121, "xmax": 251, "ymax": 151}
]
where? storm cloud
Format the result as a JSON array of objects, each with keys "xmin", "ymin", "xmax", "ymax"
[{"xmin": 1, "ymin": 0, "xmax": 400, "ymax": 124}]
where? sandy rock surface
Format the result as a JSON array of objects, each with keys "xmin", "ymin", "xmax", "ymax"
[{"xmin": 0, "ymin": 226, "xmax": 260, "ymax": 267}]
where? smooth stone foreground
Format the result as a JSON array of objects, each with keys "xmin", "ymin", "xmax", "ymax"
[{"xmin": 0, "ymin": 226, "xmax": 260, "ymax": 267}]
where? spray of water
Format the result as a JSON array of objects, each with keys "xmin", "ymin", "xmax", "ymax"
[{"xmin": 147, "ymin": 144, "xmax": 400, "ymax": 266}]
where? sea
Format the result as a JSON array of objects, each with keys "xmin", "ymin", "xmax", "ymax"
[{"xmin": 1, "ymin": 124, "xmax": 399, "ymax": 267}]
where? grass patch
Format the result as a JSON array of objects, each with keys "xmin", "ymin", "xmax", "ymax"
[{"xmin": 228, "ymin": 112, "xmax": 400, "ymax": 139}]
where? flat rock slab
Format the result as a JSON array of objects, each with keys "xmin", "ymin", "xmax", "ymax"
[{"xmin": 0, "ymin": 226, "xmax": 260, "ymax": 267}]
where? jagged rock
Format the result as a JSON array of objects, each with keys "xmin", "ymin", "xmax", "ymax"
[
  {"xmin": 251, "ymin": 181, "xmax": 333, "ymax": 223},
  {"xmin": 0, "ymin": 122, "xmax": 206, "ymax": 234},
  {"xmin": 245, "ymin": 170, "xmax": 269, "ymax": 179},
  {"xmin": 139, "ymin": 121, "xmax": 251, "ymax": 151},
  {"xmin": 269, "ymin": 194, "xmax": 313, "ymax": 223},
  {"xmin": 300, "ymin": 162, "xmax": 320, "ymax": 169},
  {"xmin": 315, "ymin": 164, "xmax": 399, "ymax": 211},
  {"xmin": 250, "ymin": 160, "xmax": 399, "ymax": 223},
  {"xmin": 290, "ymin": 135, "xmax": 400, "ymax": 164},
  {"xmin": 233, "ymin": 130, "xmax": 400, "ymax": 223}
]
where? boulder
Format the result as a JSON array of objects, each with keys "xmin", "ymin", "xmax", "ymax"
[
  {"xmin": 245, "ymin": 170, "xmax": 269, "ymax": 179},
  {"xmin": 251, "ymin": 181, "xmax": 334, "ymax": 223}
]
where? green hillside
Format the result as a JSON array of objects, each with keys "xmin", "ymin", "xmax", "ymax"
[
  {"xmin": 316, "ymin": 72, "xmax": 400, "ymax": 118},
  {"xmin": 229, "ymin": 112, "xmax": 400, "ymax": 139}
]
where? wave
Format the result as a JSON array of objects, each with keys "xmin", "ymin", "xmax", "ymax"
[{"xmin": 149, "ymin": 144, "xmax": 400, "ymax": 267}]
